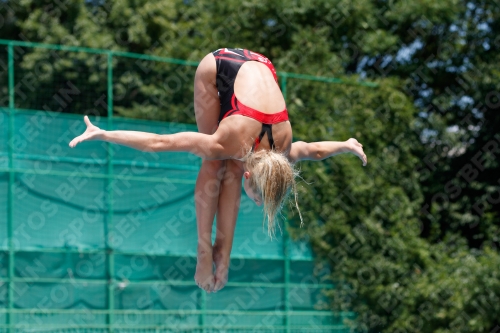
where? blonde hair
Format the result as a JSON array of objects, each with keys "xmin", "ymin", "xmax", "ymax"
[{"xmin": 244, "ymin": 149, "xmax": 303, "ymax": 237}]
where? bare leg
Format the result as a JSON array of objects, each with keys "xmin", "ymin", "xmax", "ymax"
[
  {"xmin": 193, "ymin": 53, "xmax": 224, "ymax": 293},
  {"xmin": 194, "ymin": 159, "xmax": 226, "ymax": 292},
  {"xmin": 213, "ymin": 160, "xmax": 244, "ymax": 292},
  {"xmin": 192, "ymin": 53, "xmax": 244, "ymax": 292}
]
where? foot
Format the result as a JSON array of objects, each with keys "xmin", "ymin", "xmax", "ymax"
[
  {"xmin": 212, "ymin": 244, "xmax": 230, "ymax": 292},
  {"xmin": 194, "ymin": 246, "xmax": 215, "ymax": 293}
]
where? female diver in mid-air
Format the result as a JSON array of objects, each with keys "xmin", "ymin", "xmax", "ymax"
[{"xmin": 70, "ymin": 48, "xmax": 367, "ymax": 293}]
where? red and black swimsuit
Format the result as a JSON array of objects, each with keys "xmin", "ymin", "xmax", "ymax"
[{"xmin": 212, "ymin": 48, "xmax": 289, "ymax": 150}]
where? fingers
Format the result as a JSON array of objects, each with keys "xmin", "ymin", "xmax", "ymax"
[
  {"xmin": 69, "ymin": 116, "xmax": 91, "ymax": 148},
  {"xmin": 69, "ymin": 134, "xmax": 88, "ymax": 148},
  {"xmin": 354, "ymin": 140, "xmax": 367, "ymax": 166},
  {"xmin": 84, "ymin": 115, "xmax": 91, "ymax": 127},
  {"xmin": 69, "ymin": 136, "xmax": 80, "ymax": 148},
  {"xmin": 355, "ymin": 149, "xmax": 367, "ymax": 166},
  {"xmin": 360, "ymin": 150, "xmax": 367, "ymax": 166}
]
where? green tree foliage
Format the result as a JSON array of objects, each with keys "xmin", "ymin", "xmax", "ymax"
[{"xmin": 1, "ymin": 0, "xmax": 499, "ymax": 331}]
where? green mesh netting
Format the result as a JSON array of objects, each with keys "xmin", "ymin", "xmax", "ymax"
[
  {"xmin": 15, "ymin": 251, "xmax": 106, "ymax": 280},
  {"xmin": 13, "ymin": 47, "xmax": 107, "ymax": 114},
  {"xmin": 113, "ymin": 56, "xmax": 197, "ymax": 124},
  {"xmin": 0, "ymin": 46, "xmax": 7, "ymax": 108},
  {"xmin": 0, "ymin": 111, "xmax": 348, "ymax": 332}
]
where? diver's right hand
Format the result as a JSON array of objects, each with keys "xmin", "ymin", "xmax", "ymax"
[
  {"xmin": 346, "ymin": 138, "xmax": 367, "ymax": 166},
  {"xmin": 69, "ymin": 116, "xmax": 105, "ymax": 148}
]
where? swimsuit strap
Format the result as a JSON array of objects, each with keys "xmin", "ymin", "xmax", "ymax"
[{"xmin": 252, "ymin": 124, "xmax": 275, "ymax": 152}]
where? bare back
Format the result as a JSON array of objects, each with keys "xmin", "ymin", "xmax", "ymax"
[
  {"xmin": 234, "ymin": 61, "xmax": 287, "ymax": 114},
  {"xmin": 194, "ymin": 52, "xmax": 293, "ymax": 160}
]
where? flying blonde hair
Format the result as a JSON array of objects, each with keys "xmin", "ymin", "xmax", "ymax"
[{"xmin": 243, "ymin": 149, "xmax": 303, "ymax": 238}]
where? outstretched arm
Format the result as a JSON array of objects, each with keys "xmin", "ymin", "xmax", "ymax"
[
  {"xmin": 289, "ymin": 138, "xmax": 367, "ymax": 166},
  {"xmin": 69, "ymin": 116, "xmax": 226, "ymax": 160}
]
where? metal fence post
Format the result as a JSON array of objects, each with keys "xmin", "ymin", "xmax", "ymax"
[
  {"xmin": 280, "ymin": 74, "xmax": 291, "ymax": 333},
  {"xmin": 280, "ymin": 74, "xmax": 287, "ymax": 105},
  {"xmin": 201, "ymin": 290, "xmax": 207, "ymax": 332},
  {"xmin": 284, "ymin": 225, "xmax": 291, "ymax": 333},
  {"xmin": 7, "ymin": 42, "xmax": 15, "ymax": 333},
  {"xmin": 106, "ymin": 52, "xmax": 115, "ymax": 333}
]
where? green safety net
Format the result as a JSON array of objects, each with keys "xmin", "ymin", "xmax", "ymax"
[
  {"xmin": 11, "ymin": 46, "xmax": 108, "ymax": 114},
  {"xmin": 0, "ymin": 110, "xmax": 349, "ymax": 332}
]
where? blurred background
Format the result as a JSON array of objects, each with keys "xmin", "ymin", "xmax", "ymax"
[{"xmin": 0, "ymin": 0, "xmax": 499, "ymax": 332}]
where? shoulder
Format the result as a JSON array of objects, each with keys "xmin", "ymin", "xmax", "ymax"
[{"xmin": 214, "ymin": 117, "xmax": 258, "ymax": 159}]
